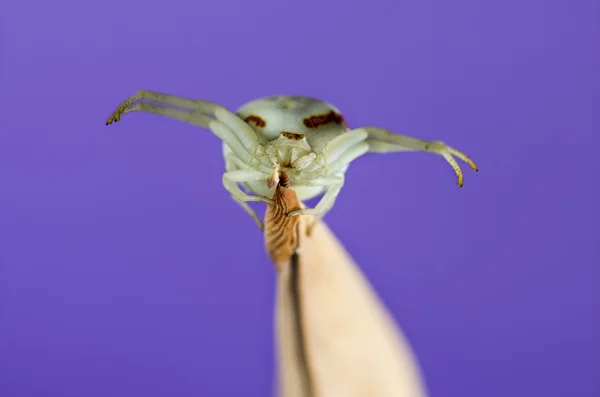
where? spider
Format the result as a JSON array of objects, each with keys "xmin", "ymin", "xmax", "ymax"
[{"xmin": 106, "ymin": 90, "xmax": 478, "ymax": 230}]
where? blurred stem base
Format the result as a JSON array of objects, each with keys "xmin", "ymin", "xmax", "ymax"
[{"xmin": 274, "ymin": 216, "xmax": 428, "ymax": 397}]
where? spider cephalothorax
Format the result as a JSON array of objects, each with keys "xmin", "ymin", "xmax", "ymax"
[{"xmin": 106, "ymin": 90, "xmax": 478, "ymax": 230}]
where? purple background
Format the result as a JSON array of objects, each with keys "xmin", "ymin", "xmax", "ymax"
[{"xmin": 1, "ymin": 0, "xmax": 598, "ymax": 396}]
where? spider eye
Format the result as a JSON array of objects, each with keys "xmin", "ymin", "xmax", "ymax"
[{"xmin": 281, "ymin": 131, "xmax": 306, "ymax": 140}]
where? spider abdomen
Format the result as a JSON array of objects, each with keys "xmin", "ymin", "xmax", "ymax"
[{"xmin": 236, "ymin": 96, "xmax": 349, "ymax": 151}]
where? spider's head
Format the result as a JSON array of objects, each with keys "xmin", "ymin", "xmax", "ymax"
[{"xmin": 235, "ymin": 96, "xmax": 348, "ymax": 145}]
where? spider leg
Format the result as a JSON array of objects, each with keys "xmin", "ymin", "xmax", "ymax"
[
  {"xmin": 302, "ymin": 129, "xmax": 368, "ymax": 175},
  {"xmin": 222, "ymin": 167, "xmax": 274, "ymax": 230},
  {"xmin": 315, "ymin": 129, "xmax": 368, "ymax": 166},
  {"xmin": 106, "ymin": 89, "xmax": 221, "ymax": 120},
  {"xmin": 224, "ymin": 155, "xmax": 266, "ymax": 230},
  {"xmin": 231, "ymin": 196, "xmax": 266, "ymax": 231},
  {"xmin": 361, "ymin": 127, "xmax": 478, "ymax": 187},
  {"xmin": 106, "ymin": 90, "xmax": 259, "ymax": 159},
  {"xmin": 116, "ymin": 102, "xmax": 255, "ymax": 164},
  {"xmin": 286, "ymin": 176, "xmax": 344, "ymax": 222},
  {"xmin": 224, "ymin": 145, "xmax": 272, "ymax": 175},
  {"xmin": 327, "ymin": 141, "xmax": 370, "ymax": 175},
  {"xmin": 223, "ymin": 169, "xmax": 274, "ymax": 204}
]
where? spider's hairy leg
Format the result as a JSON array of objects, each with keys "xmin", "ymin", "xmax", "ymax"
[
  {"xmin": 362, "ymin": 127, "xmax": 478, "ymax": 187},
  {"xmin": 106, "ymin": 90, "xmax": 260, "ymax": 159},
  {"xmin": 326, "ymin": 141, "xmax": 369, "ymax": 175},
  {"xmin": 113, "ymin": 102, "xmax": 256, "ymax": 164},
  {"xmin": 223, "ymin": 169, "xmax": 273, "ymax": 204},
  {"xmin": 226, "ymin": 150, "xmax": 272, "ymax": 177},
  {"xmin": 286, "ymin": 175, "xmax": 344, "ymax": 222},
  {"xmin": 225, "ymin": 152, "xmax": 274, "ymax": 218},
  {"xmin": 231, "ymin": 196, "xmax": 266, "ymax": 231},
  {"xmin": 105, "ymin": 90, "xmax": 220, "ymax": 122},
  {"xmin": 105, "ymin": 90, "xmax": 220, "ymax": 125},
  {"xmin": 308, "ymin": 129, "xmax": 368, "ymax": 172},
  {"xmin": 222, "ymin": 163, "xmax": 275, "ymax": 230}
]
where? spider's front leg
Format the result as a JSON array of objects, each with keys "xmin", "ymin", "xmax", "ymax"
[
  {"xmin": 285, "ymin": 175, "xmax": 345, "ymax": 222},
  {"xmin": 105, "ymin": 90, "xmax": 260, "ymax": 165},
  {"xmin": 223, "ymin": 153, "xmax": 275, "ymax": 231},
  {"xmin": 362, "ymin": 127, "xmax": 478, "ymax": 187},
  {"xmin": 222, "ymin": 169, "xmax": 274, "ymax": 230}
]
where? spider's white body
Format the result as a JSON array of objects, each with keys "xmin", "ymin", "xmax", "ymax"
[
  {"xmin": 106, "ymin": 91, "xmax": 478, "ymax": 229},
  {"xmin": 230, "ymin": 95, "xmax": 359, "ymax": 202}
]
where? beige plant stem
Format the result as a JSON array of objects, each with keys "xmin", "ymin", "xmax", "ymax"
[{"xmin": 265, "ymin": 177, "xmax": 428, "ymax": 397}]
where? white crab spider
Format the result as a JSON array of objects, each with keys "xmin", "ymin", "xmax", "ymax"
[{"xmin": 106, "ymin": 90, "xmax": 478, "ymax": 230}]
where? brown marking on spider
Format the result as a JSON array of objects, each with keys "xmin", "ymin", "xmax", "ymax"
[
  {"xmin": 244, "ymin": 115, "xmax": 266, "ymax": 128},
  {"xmin": 281, "ymin": 131, "xmax": 306, "ymax": 140},
  {"xmin": 303, "ymin": 111, "xmax": 345, "ymax": 129},
  {"xmin": 340, "ymin": 114, "xmax": 349, "ymax": 128}
]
